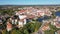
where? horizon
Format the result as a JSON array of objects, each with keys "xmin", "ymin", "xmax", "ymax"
[
  {"xmin": 0, "ymin": 4, "xmax": 60, "ymax": 6},
  {"xmin": 0, "ymin": 0, "xmax": 60, "ymax": 5}
]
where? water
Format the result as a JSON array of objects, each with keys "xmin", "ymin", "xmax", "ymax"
[
  {"xmin": 27, "ymin": 11, "xmax": 60, "ymax": 22},
  {"xmin": 55, "ymin": 11, "xmax": 60, "ymax": 16},
  {"xmin": 37, "ymin": 17, "xmax": 44, "ymax": 22},
  {"xmin": 37, "ymin": 16, "xmax": 51, "ymax": 22},
  {"xmin": 26, "ymin": 19, "xmax": 30, "ymax": 23},
  {"xmin": 26, "ymin": 16, "xmax": 51, "ymax": 22}
]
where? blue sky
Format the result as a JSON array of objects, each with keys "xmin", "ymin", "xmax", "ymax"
[{"xmin": 0, "ymin": 0, "xmax": 60, "ymax": 5}]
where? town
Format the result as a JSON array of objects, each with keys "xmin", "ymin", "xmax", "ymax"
[{"xmin": 0, "ymin": 5, "xmax": 60, "ymax": 34}]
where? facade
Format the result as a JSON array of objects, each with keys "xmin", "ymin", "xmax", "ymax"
[
  {"xmin": 51, "ymin": 16, "xmax": 60, "ymax": 28},
  {"xmin": 7, "ymin": 21, "xmax": 12, "ymax": 32},
  {"xmin": 16, "ymin": 10, "xmax": 27, "ymax": 28},
  {"xmin": 55, "ymin": 30, "xmax": 60, "ymax": 34}
]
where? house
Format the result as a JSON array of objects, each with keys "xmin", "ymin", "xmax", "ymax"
[
  {"xmin": 41, "ymin": 22, "xmax": 50, "ymax": 31},
  {"xmin": 37, "ymin": 10, "xmax": 44, "ymax": 16},
  {"xmin": 15, "ymin": 9, "xmax": 27, "ymax": 28},
  {"xmin": 41, "ymin": 25, "xmax": 50, "ymax": 31},
  {"xmin": 55, "ymin": 22, "xmax": 60, "ymax": 28},
  {"xmin": 52, "ymin": 16, "xmax": 60, "ymax": 28},
  {"xmin": 55, "ymin": 30, "xmax": 60, "ymax": 34},
  {"xmin": 7, "ymin": 21, "xmax": 12, "ymax": 32},
  {"xmin": 44, "ymin": 8, "xmax": 52, "ymax": 16}
]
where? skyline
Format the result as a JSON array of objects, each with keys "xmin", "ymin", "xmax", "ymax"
[{"xmin": 0, "ymin": 0, "xmax": 60, "ymax": 5}]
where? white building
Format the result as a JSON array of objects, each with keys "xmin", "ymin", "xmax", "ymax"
[{"xmin": 16, "ymin": 10, "xmax": 27, "ymax": 28}]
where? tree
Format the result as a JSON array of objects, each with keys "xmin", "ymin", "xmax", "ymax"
[
  {"xmin": 44, "ymin": 30, "xmax": 55, "ymax": 34},
  {"xmin": 25, "ymin": 21, "xmax": 42, "ymax": 34}
]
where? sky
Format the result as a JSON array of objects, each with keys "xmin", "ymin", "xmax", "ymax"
[{"xmin": 0, "ymin": 0, "xmax": 60, "ymax": 5}]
